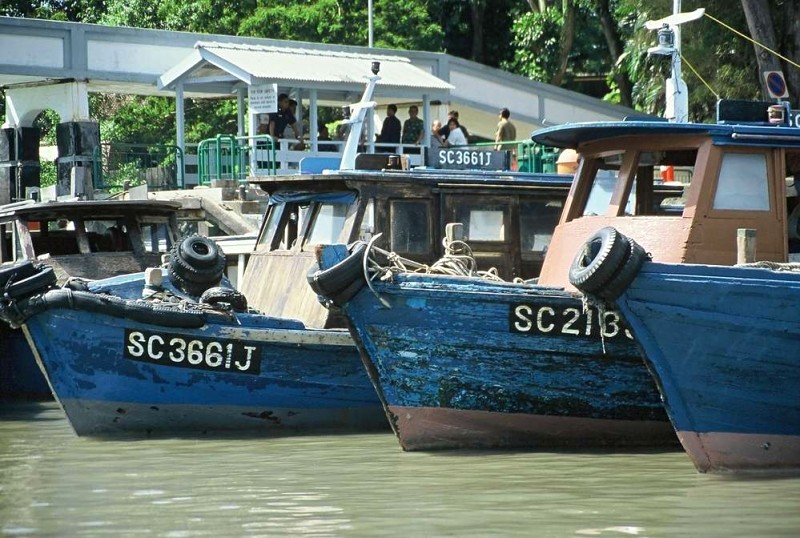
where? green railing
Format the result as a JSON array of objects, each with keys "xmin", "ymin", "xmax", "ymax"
[
  {"xmin": 92, "ymin": 143, "xmax": 184, "ymax": 192},
  {"xmin": 469, "ymin": 139, "xmax": 559, "ymax": 173},
  {"xmin": 197, "ymin": 134, "xmax": 277, "ymax": 185}
]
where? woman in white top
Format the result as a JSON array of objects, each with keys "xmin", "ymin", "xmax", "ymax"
[{"xmin": 444, "ymin": 118, "xmax": 467, "ymax": 146}]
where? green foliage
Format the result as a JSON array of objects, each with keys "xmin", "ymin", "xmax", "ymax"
[
  {"xmin": 33, "ymin": 110, "xmax": 60, "ymax": 146},
  {"xmin": 39, "ymin": 161, "xmax": 57, "ymax": 188},
  {"xmin": 506, "ymin": 8, "xmax": 564, "ymax": 82}
]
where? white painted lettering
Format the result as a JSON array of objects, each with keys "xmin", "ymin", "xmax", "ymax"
[
  {"xmin": 536, "ymin": 306, "xmax": 555, "ymax": 333},
  {"xmin": 513, "ymin": 305, "xmax": 533, "ymax": 331},
  {"xmin": 147, "ymin": 334, "xmax": 164, "ymax": 360},
  {"xmin": 127, "ymin": 331, "xmax": 145, "ymax": 357}
]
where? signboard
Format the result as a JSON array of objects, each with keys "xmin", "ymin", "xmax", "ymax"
[
  {"xmin": 791, "ymin": 109, "xmax": 800, "ymax": 128},
  {"xmin": 428, "ymin": 148, "xmax": 510, "ymax": 171},
  {"xmin": 763, "ymin": 70, "xmax": 789, "ymax": 99},
  {"xmin": 248, "ymin": 84, "xmax": 278, "ymax": 114}
]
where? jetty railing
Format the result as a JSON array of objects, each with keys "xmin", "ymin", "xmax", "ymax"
[{"xmin": 92, "ymin": 143, "xmax": 184, "ymax": 192}]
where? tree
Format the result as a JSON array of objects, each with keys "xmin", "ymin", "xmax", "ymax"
[{"xmin": 741, "ymin": 0, "xmax": 799, "ymax": 105}]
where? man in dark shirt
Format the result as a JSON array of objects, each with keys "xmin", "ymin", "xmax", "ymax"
[
  {"xmin": 268, "ymin": 93, "xmax": 301, "ymax": 140},
  {"xmin": 377, "ymin": 104, "xmax": 401, "ymax": 144}
]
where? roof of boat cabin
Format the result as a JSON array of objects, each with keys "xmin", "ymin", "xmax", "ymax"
[
  {"xmin": 249, "ymin": 169, "xmax": 575, "ymax": 195},
  {"xmin": 0, "ymin": 200, "xmax": 182, "ymax": 221},
  {"xmin": 531, "ymin": 120, "xmax": 800, "ymax": 150}
]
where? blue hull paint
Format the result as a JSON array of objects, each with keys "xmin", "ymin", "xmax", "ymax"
[
  {"xmin": 19, "ymin": 273, "xmax": 385, "ymax": 436},
  {"xmin": 617, "ymin": 263, "xmax": 800, "ymax": 472},
  {"xmin": 342, "ymin": 273, "xmax": 675, "ymax": 450},
  {"xmin": 1, "ymin": 326, "xmax": 51, "ymax": 400}
]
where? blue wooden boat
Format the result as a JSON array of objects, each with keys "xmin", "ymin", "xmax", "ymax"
[
  {"xmin": 1, "ymin": 199, "xmax": 183, "ymax": 400},
  {"xmin": 0, "ymin": 254, "xmax": 384, "ymax": 436},
  {"xmin": 571, "ymin": 231, "xmax": 800, "ymax": 473},
  {"xmin": 0, "ymin": 66, "xmax": 578, "ymax": 434},
  {"xmin": 315, "ymin": 99, "xmax": 800, "ymax": 450}
]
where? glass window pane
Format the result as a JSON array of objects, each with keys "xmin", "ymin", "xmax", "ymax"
[
  {"xmin": 390, "ymin": 200, "xmax": 429, "ymax": 254},
  {"xmin": 140, "ymin": 223, "xmax": 171, "ymax": 253},
  {"xmin": 713, "ymin": 153, "xmax": 769, "ymax": 211},
  {"xmin": 520, "ymin": 199, "xmax": 563, "ymax": 254},
  {"xmin": 467, "ymin": 210, "xmax": 505, "ymax": 241},
  {"xmin": 305, "ymin": 203, "xmax": 349, "ymax": 245},
  {"xmin": 259, "ymin": 205, "xmax": 284, "ymax": 247}
]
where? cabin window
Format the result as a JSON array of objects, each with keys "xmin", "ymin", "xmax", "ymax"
[
  {"xmin": 259, "ymin": 203, "xmax": 286, "ymax": 249},
  {"xmin": 140, "ymin": 223, "xmax": 172, "ymax": 253},
  {"xmin": 583, "ymin": 170, "xmax": 634, "ymax": 216},
  {"xmin": 579, "ymin": 149, "xmax": 694, "ymax": 217},
  {"xmin": 390, "ymin": 200, "xmax": 430, "ymax": 254},
  {"xmin": 85, "ymin": 219, "xmax": 130, "ymax": 252},
  {"xmin": 305, "ymin": 202, "xmax": 349, "ymax": 246},
  {"xmin": 520, "ymin": 199, "xmax": 563, "ymax": 254},
  {"xmin": 713, "ymin": 152, "xmax": 770, "ymax": 211},
  {"xmin": 0, "ymin": 223, "xmax": 11, "ymax": 262},
  {"xmin": 451, "ymin": 202, "xmax": 508, "ymax": 242}
]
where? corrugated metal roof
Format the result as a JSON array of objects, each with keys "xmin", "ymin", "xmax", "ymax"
[{"xmin": 159, "ymin": 41, "xmax": 452, "ymax": 97}]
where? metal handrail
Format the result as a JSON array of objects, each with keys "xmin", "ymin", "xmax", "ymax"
[
  {"xmin": 92, "ymin": 142, "xmax": 184, "ymax": 192},
  {"xmin": 197, "ymin": 134, "xmax": 277, "ymax": 185}
]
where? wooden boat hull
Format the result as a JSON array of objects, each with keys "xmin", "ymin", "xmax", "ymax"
[
  {"xmin": 22, "ymin": 308, "xmax": 386, "ymax": 436},
  {"xmin": 342, "ymin": 273, "xmax": 676, "ymax": 451},
  {"xmin": 1, "ymin": 325, "xmax": 51, "ymax": 400},
  {"xmin": 614, "ymin": 263, "xmax": 800, "ymax": 473}
]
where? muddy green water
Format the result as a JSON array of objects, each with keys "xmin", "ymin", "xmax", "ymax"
[{"xmin": 1, "ymin": 403, "xmax": 798, "ymax": 537}]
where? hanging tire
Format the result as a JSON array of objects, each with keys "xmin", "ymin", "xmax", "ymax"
[
  {"xmin": 307, "ymin": 242, "xmax": 368, "ymax": 299},
  {"xmin": 594, "ymin": 238, "xmax": 650, "ymax": 302},
  {"xmin": 3, "ymin": 265, "xmax": 57, "ymax": 300},
  {"xmin": 200, "ymin": 287, "xmax": 248, "ymax": 312},
  {"xmin": 326, "ymin": 275, "xmax": 366, "ymax": 307},
  {"xmin": 568, "ymin": 227, "xmax": 630, "ymax": 293},
  {"xmin": 177, "ymin": 234, "xmax": 222, "ymax": 269}
]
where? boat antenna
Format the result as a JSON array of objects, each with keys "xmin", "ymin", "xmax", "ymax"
[
  {"xmin": 645, "ymin": 4, "xmax": 705, "ymax": 122},
  {"xmin": 339, "ymin": 61, "xmax": 381, "ymax": 170}
]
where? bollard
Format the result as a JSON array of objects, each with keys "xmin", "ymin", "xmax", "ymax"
[{"xmin": 737, "ymin": 228, "xmax": 756, "ymax": 264}]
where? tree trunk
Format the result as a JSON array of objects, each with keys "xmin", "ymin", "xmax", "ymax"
[
  {"xmin": 741, "ymin": 0, "xmax": 785, "ymax": 101},
  {"xmin": 779, "ymin": 0, "xmax": 800, "ymax": 106},
  {"xmin": 470, "ymin": 0, "xmax": 486, "ymax": 63},
  {"xmin": 594, "ymin": 0, "xmax": 633, "ymax": 108},
  {"xmin": 550, "ymin": 0, "xmax": 575, "ymax": 87}
]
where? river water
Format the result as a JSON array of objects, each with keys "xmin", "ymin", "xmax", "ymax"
[{"xmin": 1, "ymin": 403, "xmax": 798, "ymax": 537}]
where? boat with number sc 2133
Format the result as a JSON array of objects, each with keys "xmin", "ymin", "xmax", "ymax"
[{"xmin": 313, "ymin": 98, "xmax": 800, "ymax": 452}]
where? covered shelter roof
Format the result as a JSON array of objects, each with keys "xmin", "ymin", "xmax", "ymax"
[{"xmin": 158, "ymin": 41, "xmax": 453, "ymax": 101}]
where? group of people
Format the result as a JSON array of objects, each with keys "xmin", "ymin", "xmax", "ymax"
[{"xmin": 258, "ymin": 93, "xmax": 519, "ymax": 157}]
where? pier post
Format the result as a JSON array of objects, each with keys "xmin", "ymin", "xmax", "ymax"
[{"xmin": 737, "ymin": 228, "xmax": 757, "ymax": 264}]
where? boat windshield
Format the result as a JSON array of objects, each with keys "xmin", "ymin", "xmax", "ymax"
[{"xmin": 578, "ymin": 148, "xmax": 694, "ymax": 218}]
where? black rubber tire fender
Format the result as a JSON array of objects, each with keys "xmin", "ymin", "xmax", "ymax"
[
  {"xmin": 326, "ymin": 275, "xmax": 366, "ymax": 307},
  {"xmin": 200, "ymin": 287, "xmax": 248, "ymax": 312},
  {"xmin": 169, "ymin": 250, "xmax": 226, "ymax": 284},
  {"xmin": 169, "ymin": 270, "xmax": 220, "ymax": 298},
  {"xmin": 4, "ymin": 265, "xmax": 57, "ymax": 300},
  {"xmin": 568, "ymin": 227, "xmax": 630, "ymax": 293},
  {"xmin": 595, "ymin": 237, "xmax": 650, "ymax": 302},
  {"xmin": 0, "ymin": 261, "xmax": 37, "ymax": 288},
  {"xmin": 307, "ymin": 241, "xmax": 368, "ymax": 298},
  {"xmin": 176, "ymin": 235, "xmax": 223, "ymax": 270}
]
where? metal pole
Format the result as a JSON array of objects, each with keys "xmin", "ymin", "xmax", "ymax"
[
  {"xmin": 368, "ymin": 0, "xmax": 374, "ymax": 48},
  {"xmin": 671, "ymin": 0, "xmax": 688, "ymax": 122}
]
